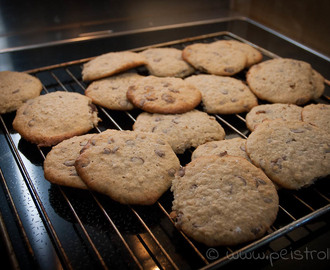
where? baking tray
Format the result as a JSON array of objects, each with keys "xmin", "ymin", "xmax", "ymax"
[{"xmin": 0, "ymin": 30, "xmax": 329, "ymax": 270}]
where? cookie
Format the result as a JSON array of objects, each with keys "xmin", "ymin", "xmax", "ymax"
[
  {"xmin": 182, "ymin": 40, "xmax": 247, "ymax": 76},
  {"xmin": 302, "ymin": 104, "xmax": 330, "ymax": 133},
  {"xmin": 185, "ymin": 74, "xmax": 258, "ymax": 114},
  {"xmin": 13, "ymin": 91, "xmax": 100, "ymax": 146},
  {"xmin": 245, "ymin": 103, "xmax": 303, "ymax": 131},
  {"xmin": 133, "ymin": 110, "xmax": 225, "ymax": 154},
  {"xmin": 126, "ymin": 76, "xmax": 202, "ymax": 114},
  {"xmin": 140, "ymin": 47, "xmax": 195, "ymax": 78},
  {"xmin": 191, "ymin": 137, "xmax": 249, "ymax": 161},
  {"xmin": 170, "ymin": 155, "xmax": 279, "ymax": 246},
  {"xmin": 85, "ymin": 73, "xmax": 143, "ymax": 110},
  {"xmin": 82, "ymin": 51, "xmax": 146, "ymax": 81},
  {"xmin": 0, "ymin": 71, "xmax": 43, "ymax": 114},
  {"xmin": 246, "ymin": 58, "xmax": 325, "ymax": 105},
  {"xmin": 246, "ymin": 119, "xmax": 330, "ymax": 189},
  {"xmin": 44, "ymin": 134, "xmax": 96, "ymax": 189},
  {"xmin": 224, "ymin": 40, "xmax": 263, "ymax": 67},
  {"xmin": 75, "ymin": 129, "xmax": 180, "ymax": 205}
]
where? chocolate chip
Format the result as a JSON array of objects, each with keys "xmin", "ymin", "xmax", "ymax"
[
  {"xmin": 80, "ymin": 140, "xmax": 89, "ymax": 147},
  {"xmin": 63, "ymin": 160, "xmax": 75, "ymax": 166},
  {"xmin": 290, "ymin": 128, "xmax": 305, "ymax": 133},
  {"xmin": 125, "ymin": 139, "xmax": 135, "ymax": 146},
  {"xmin": 12, "ymin": 89, "xmax": 20, "ymax": 94},
  {"xmin": 289, "ymin": 83, "xmax": 296, "ymax": 89},
  {"xmin": 224, "ymin": 67, "xmax": 235, "ymax": 73},
  {"xmin": 169, "ymin": 88, "xmax": 180, "ymax": 93},
  {"xmin": 191, "ymin": 184, "xmax": 198, "ymax": 190},
  {"xmin": 103, "ymin": 148, "xmax": 111, "ymax": 154},
  {"xmin": 218, "ymin": 151, "xmax": 228, "ymax": 157},
  {"xmin": 130, "ymin": 157, "xmax": 144, "ymax": 165},
  {"xmin": 161, "ymin": 93, "xmax": 175, "ymax": 103},
  {"xmin": 167, "ymin": 168, "xmax": 176, "ymax": 177},
  {"xmin": 28, "ymin": 119, "xmax": 35, "ymax": 127},
  {"xmin": 255, "ymin": 178, "xmax": 266, "ymax": 188},
  {"xmin": 256, "ymin": 110, "xmax": 266, "ymax": 114},
  {"xmin": 177, "ymin": 167, "xmax": 185, "ymax": 177},
  {"xmin": 156, "ymin": 139, "xmax": 166, "ymax": 145},
  {"xmin": 236, "ymin": 176, "xmax": 247, "ymax": 185},
  {"xmin": 155, "ymin": 149, "xmax": 165, "ymax": 157},
  {"xmin": 108, "ymin": 137, "xmax": 115, "ymax": 144},
  {"xmin": 263, "ymin": 197, "xmax": 273, "ymax": 203}
]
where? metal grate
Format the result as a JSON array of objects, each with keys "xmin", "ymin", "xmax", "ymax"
[{"xmin": 0, "ymin": 32, "xmax": 329, "ymax": 270}]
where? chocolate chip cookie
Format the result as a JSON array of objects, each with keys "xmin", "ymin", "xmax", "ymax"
[
  {"xmin": 44, "ymin": 134, "xmax": 96, "ymax": 189},
  {"xmin": 126, "ymin": 76, "xmax": 202, "ymax": 114},
  {"xmin": 182, "ymin": 40, "xmax": 247, "ymax": 76},
  {"xmin": 246, "ymin": 58, "xmax": 325, "ymax": 105},
  {"xmin": 85, "ymin": 72, "xmax": 143, "ymax": 110},
  {"xmin": 133, "ymin": 110, "xmax": 225, "ymax": 154},
  {"xmin": 82, "ymin": 51, "xmax": 146, "ymax": 81},
  {"xmin": 246, "ymin": 119, "xmax": 330, "ymax": 189},
  {"xmin": 0, "ymin": 71, "xmax": 43, "ymax": 114},
  {"xmin": 245, "ymin": 103, "xmax": 303, "ymax": 131},
  {"xmin": 140, "ymin": 47, "xmax": 195, "ymax": 77},
  {"xmin": 191, "ymin": 137, "xmax": 249, "ymax": 161},
  {"xmin": 75, "ymin": 129, "xmax": 180, "ymax": 205},
  {"xmin": 171, "ymin": 155, "xmax": 279, "ymax": 246},
  {"xmin": 302, "ymin": 103, "xmax": 330, "ymax": 133},
  {"xmin": 13, "ymin": 91, "xmax": 100, "ymax": 146},
  {"xmin": 185, "ymin": 74, "xmax": 258, "ymax": 114}
]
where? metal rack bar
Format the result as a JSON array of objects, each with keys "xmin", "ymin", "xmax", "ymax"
[
  {"xmin": 0, "ymin": 116, "xmax": 73, "ymax": 270},
  {"xmin": 1, "ymin": 31, "xmax": 328, "ymax": 270}
]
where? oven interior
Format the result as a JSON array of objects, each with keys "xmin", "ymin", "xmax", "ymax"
[{"xmin": 0, "ymin": 28, "xmax": 329, "ymax": 270}]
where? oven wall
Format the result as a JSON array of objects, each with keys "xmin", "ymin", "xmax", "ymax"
[{"xmin": 230, "ymin": 0, "xmax": 330, "ymax": 57}]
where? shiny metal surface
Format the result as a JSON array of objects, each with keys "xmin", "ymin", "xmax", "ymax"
[{"xmin": 0, "ymin": 19, "xmax": 330, "ymax": 270}]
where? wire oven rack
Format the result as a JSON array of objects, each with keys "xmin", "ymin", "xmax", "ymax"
[{"xmin": 0, "ymin": 32, "xmax": 329, "ymax": 270}]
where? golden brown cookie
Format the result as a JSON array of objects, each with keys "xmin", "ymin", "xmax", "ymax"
[
  {"xmin": 182, "ymin": 40, "xmax": 247, "ymax": 76},
  {"xmin": 82, "ymin": 51, "xmax": 146, "ymax": 81},
  {"xmin": 245, "ymin": 103, "xmax": 303, "ymax": 132},
  {"xmin": 44, "ymin": 134, "xmax": 96, "ymax": 189},
  {"xmin": 126, "ymin": 76, "xmax": 202, "ymax": 114},
  {"xmin": 246, "ymin": 119, "xmax": 330, "ymax": 189},
  {"xmin": 13, "ymin": 91, "xmax": 100, "ymax": 146},
  {"xmin": 133, "ymin": 110, "xmax": 225, "ymax": 154},
  {"xmin": 75, "ymin": 129, "xmax": 180, "ymax": 205},
  {"xmin": 191, "ymin": 137, "xmax": 249, "ymax": 161},
  {"xmin": 185, "ymin": 74, "xmax": 258, "ymax": 114},
  {"xmin": 85, "ymin": 73, "xmax": 143, "ymax": 110},
  {"xmin": 140, "ymin": 47, "xmax": 195, "ymax": 77},
  {"xmin": 0, "ymin": 71, "xmax": 42, "ymax": 114},
  {"xmin": 302, "ymin": 103, "xmax": 330, "ymax": 133},
  {"xmin": 171, "ymin": 155, "xmax": 279, "ymax": 246},
  {"xmin": 246, "ymin": 58, "xmax": 325, "ymax": 105}
]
